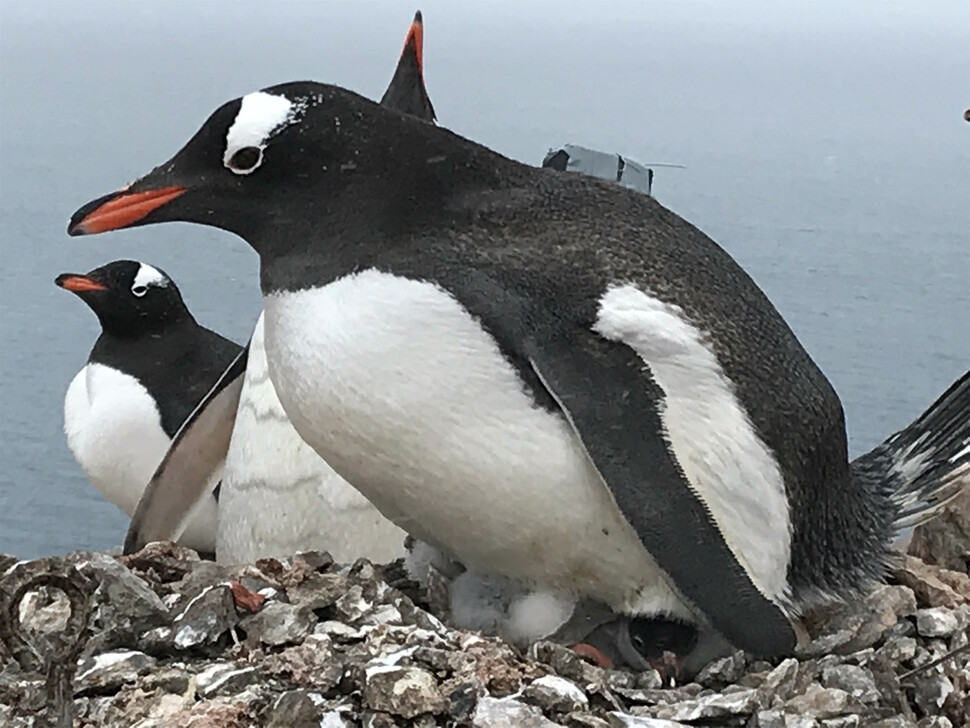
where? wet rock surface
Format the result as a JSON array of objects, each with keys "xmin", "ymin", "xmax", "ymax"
[{"xmin": 0, "ymin": 543, "xmax": 967, "ymax": 727}]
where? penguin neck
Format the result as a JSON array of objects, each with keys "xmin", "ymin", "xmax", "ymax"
[
  {"xmin": 252, "ymin": 126, "xmax": 527, "ymax": 294},
  {"xmin": 94, "ymin": 308, "xmax": 195, "ymax": 340},
  {"xmin": 93, "ymin": 311, "xmax": 196, "ymax": 346}
]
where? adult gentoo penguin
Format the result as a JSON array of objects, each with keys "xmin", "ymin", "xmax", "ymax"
[
  {"xmin": 57, "ymin": 260, "xmax": 241, "ymax": 554},
  {"xmin": 68, "ymin": 79, "xmax": 970, "ymax": 666},
  {"xmin": 121, "ymin": 10, "xmax": 433, "ymax": 564}
]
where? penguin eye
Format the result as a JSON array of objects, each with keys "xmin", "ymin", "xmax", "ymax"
[
  {"xmin": 227, "ymin": 146, "xmax": 263, "ymax": 174},
  {"xmin": 131, "ymin": 285, "xmax": 148, "ymax": 298},
  {"xmin": 630, "ymin": 634, "xmax": 646, "ymax": 654}
]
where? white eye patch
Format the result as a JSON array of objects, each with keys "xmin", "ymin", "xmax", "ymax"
[
  {"xmin": 223, "ymin": 92, "xmax": 295, "ymax": 175},
  {"xmin": 132, "ymin": 263, "xmax": 168, "ymax": 296}
]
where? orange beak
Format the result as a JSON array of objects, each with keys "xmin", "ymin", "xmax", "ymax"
[
  {"xmin": 55, "ymin": 274, "xmax": 108, "ymax": 293},
  {"xmin": 404, "ymin": 11, "xmax": 424, "ymax": 73},
  {"xmin": 68, "ymin": 185, "xmax": 185, "ymax": 236}
]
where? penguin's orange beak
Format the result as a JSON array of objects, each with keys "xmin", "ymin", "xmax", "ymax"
[
  {"xmin": 55, "ymin": 274, "xmax": 108, "ymax": 293},
  {"xmin": 404, "ymin": 11, "xmax": 425, "ymax": 73},
  {"xmin": 68, "ymin": 185, "xmax": 185, "ymax": 236}
]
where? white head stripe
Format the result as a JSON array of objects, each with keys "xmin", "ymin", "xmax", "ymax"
[
  {"xmin": 133, "ymin": 264, "xmax": 168, "ymax": 289},
  {"xmin": 224, "ymin": 92, "xmax": 294, "ymax": 166}
]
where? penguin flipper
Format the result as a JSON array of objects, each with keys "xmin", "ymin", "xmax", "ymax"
[
  {"xmin": 523, "ymin": 329, "xmax": 796, "ymax": 658},
  {"xmin": 123, "ymin": 345, "xmax": 249, "ymax": 555}
]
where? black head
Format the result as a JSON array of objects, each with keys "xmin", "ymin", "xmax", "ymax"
[
  {"xmin": 55, "ymin": 260, "xmax": 192, "ymax": 338},
  {"xmin": 66, "ymin": 14, "xmax": 473, "ymax": 260},
  {"xmin": 65, "ymin": 79, "xmax": 498, "ymax": 257}
]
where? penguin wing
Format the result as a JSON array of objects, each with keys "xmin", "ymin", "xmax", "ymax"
[
  {"xmin": 124, "ymin": 345, "xmax": 249, "ymax": 555},
  {"xmin": 523, "ymin": 328, "xmax": 795, "ymax": 657}
]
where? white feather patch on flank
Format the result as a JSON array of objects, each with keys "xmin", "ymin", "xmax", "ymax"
[
  {"xmin": 132, "ymin": 263, "xmax": 168, "ymax": 289},
  {"xmin": 593, "ymin": 284, "xmax": 792, "ymax": 604},
  {"xmin": 223, "ymin": 91, "xmax": 294, "ymax": 170}
]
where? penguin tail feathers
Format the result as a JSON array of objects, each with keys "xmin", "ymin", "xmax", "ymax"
[{"xmin": 880, "ymin": 370, "xmax": 970, "ymax": 530}]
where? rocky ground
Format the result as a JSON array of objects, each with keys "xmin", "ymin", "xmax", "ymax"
[{"xmin": 1, "ymin": 510, "xmax": 967, "ymax": 728}]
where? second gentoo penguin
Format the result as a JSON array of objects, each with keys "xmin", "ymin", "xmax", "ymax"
[
  {"xmin": 118, "ymin": 10, "xmax": 434, "ymax": 564},
  {"xmin": 380, "ymin": 10, "xmax": 435, "ymax": 121},
  {"xmin": 57, "ymin": 260, "xmax": 240, "ymax": 554},
  {"xmin": 68, "ymin": 74, "xmax": 970, "ymax": 668}
]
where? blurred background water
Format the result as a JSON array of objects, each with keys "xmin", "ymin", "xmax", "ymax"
[{"xmin": 1, "ymin": 0, "xmax": 967, "ymax": 558}]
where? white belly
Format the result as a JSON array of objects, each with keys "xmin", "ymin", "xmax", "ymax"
[
  {"xmin": 64, "ymin": 363, "xmax": 218, "ymax": 553},
  {"xmin": 263, "ymin": 269, "xmax": 685, "ymax": 618},
  {"xmin": 217, "ymin": 313, "xmax": 407, "ymax": 564}
]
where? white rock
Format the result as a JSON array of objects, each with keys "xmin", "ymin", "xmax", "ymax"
[
  {"xmin": 608, "ymin": 714, "xmax": 691, "ymax": 727},
  {"xmin": 363, "ymin": 665, "xmax": 446, "ymax": 719},
  {"xmin": 654, "ymin": 688, "xmax": 760, "ymax": 721},
  {"xmin": 195, "ymin": 662, "xmax": 259, "ymax": 698},
  {"xmin": 916, "ymin": 608, "xmax": 959, "ymax": 638},
  {"xmin": 472, "ymin": 696, "xmax": 566, "ymax": 727},
  {"xmin": 521, "ymin": 675, "xmax": 588, "ymax": 713},
  {"xmin": 821, "ymin": 664, "xmax": 881, "ymax": 704},
  {"xmin": 316, "ymin": 620, "xmax": 368, "ymax": 640},
  {"xmin": 75, "ymin": 650, "xmax": 156, "ymax": 692}
]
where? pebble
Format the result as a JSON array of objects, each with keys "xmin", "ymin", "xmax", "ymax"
[
  {"xmin": 695, "ymin": 651, "xmax": 746, "ymax": 686},
  {"xmin": 916, "ymin": 608, "xmax": 960, "ymax": 638},
  {"xmin": 195, "ymin": 662, "xmax": 262, "ymax": 697},
  {"xmin": 1, "ymin": 544, "xmax": 967, "ymax": 727},
  {"xmin": 74, "ymin": 649, "xmax": 156, "ymax": 693},
  {"xmin": 522, "ymin": 675, "xmax": 589, "ymax": 713},
  {"xmin": 783, "ymin": 684, "xmax": 865, "ymax": 719},
  {"xmin": 241, "ymin": 601, "xmax": 316, "ymax": 646},
  {"xmin": 171, "ymin": 583, "xmax": 237, "ymax": 649},
  {"xmin": 472, "ymin": 696, "xmax": 566, "ymax": 727},
  {"xmin": 820, "ymin": 664, "xmax": 881, "ymax": 704},
  {"xmin": 758, "ymin": 657, "xmax": 800, "ymax": 703},
  {"xmin": 363, "ymin": 666, "xmax": 448, "ymax": 719},
  {"xmin": 651, "ymin": 687, "xmax": 759, "ymax": 721}
]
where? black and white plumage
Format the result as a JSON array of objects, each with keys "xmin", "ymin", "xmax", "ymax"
[
  {"xmin": 68, "ymin": 80, "xmax": 970, "ymax": 663},
  {"xmin": 216, "ymin": 11, "xmax": 434, "ymax": 564},
  {"xmin": 57, "ymin": 260, "xmax": 241, "ymax": 553},
  {"xmin": 120, "ymin": 10, "xmax": 437, "ymax": 565}
]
